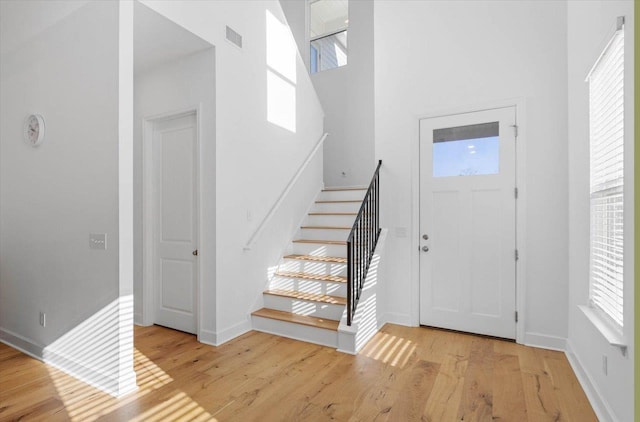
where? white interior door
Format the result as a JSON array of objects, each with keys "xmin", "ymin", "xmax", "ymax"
[
  {"xmin": 419, "ymin": 107, "xmax": 516, "ymax": 339},
  {"xmin": 153, "ymin": 112, "xmax": 198, "ymax": 334}
]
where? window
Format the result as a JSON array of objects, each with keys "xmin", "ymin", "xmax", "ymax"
[
  {"xmin": 432, "ymin": 122, "xmax": 500, "ymax": 177},
  {"xmin": 587, "ymin": 19, "xmax": 625, "ymax": 327},
  {"xmin": 309, "ymin": 0, "xmax": 348, "ymax": 73}
]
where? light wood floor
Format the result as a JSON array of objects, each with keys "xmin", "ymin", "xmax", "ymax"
[{"xmin": 0, "ymin": 324, "xmax": 596, "ymax": 421}]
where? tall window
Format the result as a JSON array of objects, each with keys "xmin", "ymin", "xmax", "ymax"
[
  {"xmin": 587, "ymin": 19, "xmax": 625, "ymax": 327},
  {"xmin": 309, "ymin": 0, "xmax": 348, "ymax": 74}
]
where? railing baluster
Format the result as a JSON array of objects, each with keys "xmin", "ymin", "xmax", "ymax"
[{"xmin": 346, "ymin": 160, "xmax": 382, "ymax": 326}]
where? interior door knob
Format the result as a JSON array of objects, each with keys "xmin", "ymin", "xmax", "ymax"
[
  {"xmin": 192, "ymin": 250, "xmax": 198, "ymax": 256},
  {"xmin": 422, "ymin": 234, "xmax": 429, "ymax": 240},
  {"xmin": 422, "ymin": 246, "xmax": 429, "ymax": 252}
]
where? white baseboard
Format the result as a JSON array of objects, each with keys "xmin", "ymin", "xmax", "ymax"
[
  {"xmin": 0, "ymin": 327, "xmax": 137, "ymax": 398},
  {"xmin": 44, "ymin": 349, "xmax": 137, "ymax": 398},
  {"xmin": 198, "ymin": 328, "xmax": 217, "ymax": 346},
  {"xmin": 198, "ymin": 320, "xmax": 252, "ymax": 347},
  {"xmin": 0, "ymin": 327, "xmax": 44, "ymax": 361},
  {"xmin": 565, "ymin": 340, "xmax": 617, "ymax": 422},
  {"xmin": 134, "ymin": 312, "xmax": 145, "ymax": 326},
  {"xmin": 384, "ymin": 312, "xmax": 413, "ymax": 326},
  {"xmin": 523, "ymin": 332, "xmax": 566, "ymax": 351}
]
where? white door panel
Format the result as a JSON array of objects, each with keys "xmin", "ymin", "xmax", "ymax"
[
  {"xmin": 419, "ymin": 107, "xmax": 516, "ymax": 339},
  {"xmin": 153, "ymin": 113, "xmax": 198, "ymax": 334}
]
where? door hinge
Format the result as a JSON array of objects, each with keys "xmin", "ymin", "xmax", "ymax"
[
  {"xmin": 515, "ymin": 311, "xmax": 519, "ymax": 323},
  {"xmin": 514, "ymin": 187, "xmax": 518, "ymax": 199},
  {"xmin": 512, "ymin": 124, "xmax": 518, "ymax": 138},
  {"xmin": 515, "ymin": 249, "xmax": 519, "ymax": 261}
]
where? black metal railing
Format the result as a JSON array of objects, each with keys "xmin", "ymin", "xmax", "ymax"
[{"xmin": 347, "ymin": 160, "xmax": 382, "ymax": 326}]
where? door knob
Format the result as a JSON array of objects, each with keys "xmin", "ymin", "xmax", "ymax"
[
  {"xmin": 422, "ymin": 234, "xmax": 429, "ymax": 240},
  {"xmin": 422, "ymin": 246, "xmax": 429, "ymax": 252},
  {"xmin": 192, "ymin": 250, "xmax": 198, "ymax": 256}
]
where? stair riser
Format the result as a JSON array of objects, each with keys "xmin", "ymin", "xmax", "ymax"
[
  {"xmin": 269, "ymin": 277, "xmax": 347, "ymax": 297},
  {"xmin": 312, "ymin": 202, "xmax": 362, "ymax": 213},
  {"xmin": 299, "ymin": 228, "xmax": 351, "ymax": 241},
  {"xmin": 306, "ymin": 214, "xmax": 358, "ymax": 227},
  {"xmin": 291, "ymin": 242, "xmax": 347, "ymax": 258},
  {"xmin": 251, "ymin": 315, "xmax": 338, "ymax": 348},
  {"xmin": 263, "ymin": 295, "xmax": 344, "ymax": 320},
  {"xmin": 318, "ymin": 190, "xmax": 366, "ymax": 202},
  {"xmin": 280, "ymin": 260, "xmax": 347, "ymax": 277}
]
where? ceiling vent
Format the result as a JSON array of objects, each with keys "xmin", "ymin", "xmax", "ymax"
[{"xmin": 226, "ymin": 26, "xmax": 242, "ymax": 49}]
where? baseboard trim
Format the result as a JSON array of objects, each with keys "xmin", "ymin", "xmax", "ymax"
[
  {"xmin": 198, "ymin": 328, "xmax": 217, "ymax": 346},
  {"xmin": 565, "ymin": 340, "xmax": 618, "ymax": 422},
  {"xmin": 199, "ymin": 320, "xmax": 252, "ymax": 347},
  {"xmin": 0, "ymin": 327, "xmax": 44, "ymax": 361},
  {"xmin": 0, "ymin": 327, "xmax": 137, "ymax": 398},
  {"xmin": 384, "ymin": 312, "xmax": 413, "ymax": 327},
  {"xmin": 522, "ymin": 332, "xmax": 566, "ymax": 351}
]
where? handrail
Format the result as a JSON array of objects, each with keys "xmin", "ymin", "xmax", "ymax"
[
  {"xmin": 346, "ymin": 160, "xmax": 382, "ymax": 325},
  {"xmin": 244, "ymin": 133, "xmax": 329, "ymax": 251}
]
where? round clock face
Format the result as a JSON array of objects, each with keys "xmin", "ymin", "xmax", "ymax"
[{"xmin": 23, "ymin": 114, "xmax": 45, "ymax": 147}]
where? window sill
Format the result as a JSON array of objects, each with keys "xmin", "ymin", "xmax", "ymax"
[{"xmin": 578, "ymin": 305, "xmax": 627, "ymax": 356}]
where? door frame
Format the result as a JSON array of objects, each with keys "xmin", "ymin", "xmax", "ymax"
[
  {"xmin": 141, "ymin": 105, "xmax": 202, "ymax": 338},
  {"xmin": 410, "ymin": 98, "xmax": 527, "ymax": 344}
]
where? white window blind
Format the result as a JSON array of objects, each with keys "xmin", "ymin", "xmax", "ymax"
[{"xmin": 587, "ymin": 23, "xmax": 624, "ymax": 327}]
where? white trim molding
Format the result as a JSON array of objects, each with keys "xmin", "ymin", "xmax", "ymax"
[{"xmin": 565, "ymin": 340, "xmax": 620, "ymax": 422}]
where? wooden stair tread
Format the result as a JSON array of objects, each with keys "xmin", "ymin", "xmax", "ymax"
[
  {"xmin": 309, "ymin": 212, "xmax": 357, "ymax": 216},
  {"xmin": 252, "ymin": 308, "xmax": 339, "ymax": 331},
  {"xmin": 301, "ymin": 225, "xmax": 351, "ymax": 230},
  {"xmin": 315, "ymin": 200, "xmax": 361, "ymax": 204},
  {"xmin": 293, "ymin": 239, "xmax": 347, "ymax": 245},
  {"xmin": 284, "ymin": 254, "xmax": 347, "ymax": 264},
  {"xmin": 264, "ymin": 289, "xmax": 347, "ymax": 305},
  {"xmin": 275, "ymin": 271, "xmax": 347, "ymax": 283},
  {"xmin": 322, "ymin": 187, "xmax": 367, "ymax": 192}
]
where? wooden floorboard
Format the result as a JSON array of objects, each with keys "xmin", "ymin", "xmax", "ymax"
[{"xmin": 0, "ymin": 324, "xmax": 597, "ymax": 421}]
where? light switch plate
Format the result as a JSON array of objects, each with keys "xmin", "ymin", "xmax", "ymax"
[{"xmin": 90, "ymin": 233, "xmax": 107, "ymax": 250}]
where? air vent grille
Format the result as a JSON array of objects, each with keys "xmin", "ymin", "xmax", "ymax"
[{"xmin": 226, "ymin": 26, "xmax": 242, "ymax": 49}]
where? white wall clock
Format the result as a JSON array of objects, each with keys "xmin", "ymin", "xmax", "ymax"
[{"xmin": 23, "ymin": 114, "xmax": 45, "ymax": 147}]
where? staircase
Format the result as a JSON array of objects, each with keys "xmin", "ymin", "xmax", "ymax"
[{"xmin": 251, "ymin": 187, "xmax": 366, "ymax": 348}]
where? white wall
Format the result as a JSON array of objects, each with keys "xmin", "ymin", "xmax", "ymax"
[
  {"xmin": 0, "ymin": 1, "xmax": 135, "ymax": 396},
  {"xmin": 567, "ymin": 2, "xmax": 634, "ymax": 421},
  {"xmin": 374, "ymin": 1, "xmax": 569, "ymax": 345},
  {"xmin": 281, "ymin": 0, "xmax": 375, "ymax": 187},
  {"xmin": 134, "ymin": 48, "xmax": 216, "ymax": 337},
  {"xmin": 139, "ymin": 0, "xmax": 325, "ymax": 344}
]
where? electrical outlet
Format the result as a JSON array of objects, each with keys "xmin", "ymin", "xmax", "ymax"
[
  {"xmin": 39, "ymin": 312, "xmax": 46, "ymax": 327},
  {"xmin": 602, "ymin": 355, "xmax": 608, "ymax": 375}
]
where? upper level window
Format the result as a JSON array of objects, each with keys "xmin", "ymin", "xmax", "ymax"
[
  {"xmin": 587, "ymin": 18, "xmax": 625, "ymax": 328},
  {"xmin": 309, "ymin": 0, "xmax": 348, "ymax": 74}
]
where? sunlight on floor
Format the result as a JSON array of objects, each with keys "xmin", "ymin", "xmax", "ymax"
[
  {"xmin": 130, "ymin": 391, "xmax": 216, "ymax": 422},
  {"xmin": 45, "ymin": 346, "xmax": 216, "ymax": 421},
  {"xmin": 360, "ymin": 332, "xmax": 416, "ymax": 369}
]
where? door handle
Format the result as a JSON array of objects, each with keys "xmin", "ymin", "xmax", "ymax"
[
  {"xmin": 422, "ymin": 234, "xmax": 429, "ymax": 240},
  {"xmin": 192, "ymin": 250, "xmax": 198, "ymax": 256},
  {"xmin": 422, "ymin": 246, "xmax": 429, "ymax": 252}
]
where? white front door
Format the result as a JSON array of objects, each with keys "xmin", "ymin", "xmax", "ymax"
[
  {"xmin": 419, "ymin": 107, "xmax": 517, "ymax": 339},
  {"xmin": 153, "ymin": 112, "xmax": 198, "ymax": 334}
]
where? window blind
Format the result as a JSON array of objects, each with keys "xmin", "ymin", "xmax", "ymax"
[{"xmin": 588, "ymin": 27, "xmax": 624, "ymax": 327}]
